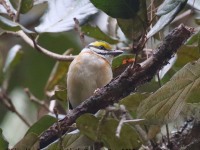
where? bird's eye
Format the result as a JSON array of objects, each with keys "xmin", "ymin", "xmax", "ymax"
[{"xmin": 98, "ymin": 45, "xmax": 106, "ymax": 50}]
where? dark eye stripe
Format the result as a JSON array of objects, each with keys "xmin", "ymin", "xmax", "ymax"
[{"xmin": 98, "ymin": 45, "xmax": 106, "ymax": 50}]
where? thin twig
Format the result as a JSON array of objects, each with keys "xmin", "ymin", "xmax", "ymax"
[
  {"xmin": 53, "ymin": 108, "xmax": 64, "ymax": 150},
  {"xmin": 156, "ymin": 73, "xmax": 162, "ymax": 87},
  {"xmin": 24, "ymin": 88, "xmax": 51, "ymax": 113},
  {"xmin": 95, "ymin": 110, "xmax": 108, "ymax": 142},
  {"xmin": 166, "ymin": 124, "xmax": 171, "ymax": 146},
  {"xmin": 0, "ymin": 89, "xmax": 31, "ymax": 127},
  {"xmin": 15, "ymin": 30, "xmax": 76, "ymax": 61},
  {"xmin": 0, "ymin": 0, "xmax": 15, "ymax": 19},
  {"xmin": 74, "ymin": 18, "xmax": 85, "ymax": 47},
  {"xmin": 116, "ymin": 113, "xmax": 126, "ymax": 137},
  {"xmin": 131, "ymin": 35, "xmax": 147, "ymax": 68},
  {"xmin": 123, "ymin": 119, "xmax": 145, "ymax": 123},
  {"xmin": 14, "ymin": 0, "xmax": 22, "ymax": 22}
]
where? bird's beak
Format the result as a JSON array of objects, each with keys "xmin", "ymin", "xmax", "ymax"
[
  {"xmin": 111, "ymin": 50, "xmax": 124, "ymax": 56},
  {"xmin": 102, "ymin": 49, "xmax": 123, "ymax": 56}
]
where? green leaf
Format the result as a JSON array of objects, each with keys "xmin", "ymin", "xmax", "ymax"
[
  {"xmin": 90, "ymin": 0, "xmax": 139, "ymax": 19},
  {"xmin": 0, "ymin": 16, "xmax": 21, "ymax": 31},
  {"xmin": 81, "ymin": 25, "xmax": 119, "ymax": 44},
  {"xmin": 112, "ymin": 54, "xmax": 134, "ymax": 69},
  {"xmin": 0, "ymin": 129, "xmax": 8, "ymax": 150},
  {"xmin": 45, "ymin": 51, "xmax": 71, "ymax": 91},
  {"xmin": 117, "ymin": 0, "xmax": 147, "ymax": 40},
  {"xmin": 112, "ymin": 54, "xmax": 135, "ymax": 77},
  {"xmin": 0, "ymin": 16, "xmax": 35, "ymax": 33},
  {"xmin": 181, "ymin": 103, "xmax": 200, "ymax": 120},
  {"xmin": 186, "ymin": 31, "xmax": 200, "ymax": 46},
  {"xmin": 156, "ymin": 0, "xmax": 186, "ymax": 16},
  {"xmin": 20, "ymin": 0, "xmax": 34, "ymax": 14},
  {"xmin": 26, "ymin": 115, "xmax": 56, "ymax": 136},
  {"xmin": 137, "ymin": 59, "xmax": 200, "ymax": 125},
  {"xmin": 35, "ymin": 0, "xmax": 98, "ymax": 33},
  {"xmin": 54, "ymin": 87, "xmax": 67, "ymax": 102},
  {"xmin": 3, "ymin": 45, "xmax": 23, "ymax": 75},
  {"xmin": 46, "ymin": 130, "xmax": 93, "ymax": 149},
  {"xmin": 76, "ymin": 114, "xmax": 141, "ymax": 149},
  {"xmin": 14, "ymin": 133, "xmax": 39, "ymax": 150},
  {"xmin": 147, "ymin": 0, "xmax": 187, "ymax": 38},
  {"xmin": 147, "ymin": 125, "xmax": 161, "ymax": 140},
  {"xmin": 120, "ymin": 93, "xmax": 150, "ymax": 118},
  {"xmin": 174, "ymin": 46, "xmax": 200, "ymax": 69}
]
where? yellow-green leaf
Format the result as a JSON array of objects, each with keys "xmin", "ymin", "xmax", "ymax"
[
  {"xmin": 20, "ymin": 0, "xmax": 34, "ymax": 14},
  {"xmin": 137, "ymin": 59, "xmax": 200, "ymax": 125},
  {"xmin": 76, "ymin": 113, "xmax": 141, "ymax": 149},
  {"xmin": 45, "ymin": 51, "xmax": 71, "ymax": 91},
  {"xmin": 26, "ymin": 115, "xmax": 56, "ymax": 136},
  {"xmin": 120, "ymin": 93, "xmax": 150, "ymax": 118},
  {"xmin": 14, "ymin": 133, "xmax": 39, "ymax": 150}
]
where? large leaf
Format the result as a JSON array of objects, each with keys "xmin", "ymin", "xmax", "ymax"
[
  {"xmin": 20, "ymin": 0, "xmax": 34, "ymax": 14},
  {"xmin": 14, "ymin": 133, "xmax": 39, "ymax": 150},
  {"xmin": 76, "ymin": 113, "xmax": 141, "ymax": 149},
  {"xmin": 187, "ymin": 0, "xmax": 200, "ymax": 10},
  {"xmin": 0, "ymin": 16, "xmax": 21, "ymax": 31},
  {"xmin": 157, "ymin": 0, "xmax": 186, "ymax": 16},
  {"xmin": 0, "ymin": 16, "xmax": 34, "ymax": 33},
  {"xmin": 186, "ymin": 31, "xmax": 200, "ymax": 52},
  {"xmin": 174, "ymin": 46, "xmax": 200, "ymax": 69},
  {"xmin": 81, "ymin": 24, "xmax": 119, "ymax": 44},
  {"xmin": 0, "ymin": 129, "xmax": 8, "ymax": 150},
  {"xmin": 181, "ymin": 103, "xmax": 200, "ymax": 120},
  {"xmin": 137, "ymin": 58, "xmax": 200, "ymax": 125},
  {"xmin": 147, "ymin": 0, "xmax": 187, "ymax": 38},
  {"xmin": 116, "ymin": 0, "xmax": 147, "ymax": 40},
  {"xmin": 45, "ymin": 60, "xmax": 70, "ymax": 92},
  {"xmin": 46, "ymin": 130, "xmax": 93, "ymax": 149},
  {"xmin": 90, "ymin": 0, "xmax": 139, "ymax": 19},
  {"xmin": 26, "ymin": 115, "xmax": 56, "ymax": 136},
  {"xmin": 120, "ymin": 93, "xmax": 150, "ymax": 118},
  {"xmin": 35, "ymin": 0, "xmax": 98, "ymax": 33}
]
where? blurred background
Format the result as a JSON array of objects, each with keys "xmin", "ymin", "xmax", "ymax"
[
  {"xmin": 0, "ymin": 0, "xmax": 200, "ymax": 148},
  {"xmin": 0, "ymin": 3, "xmax": 82, "ymax": 146}
]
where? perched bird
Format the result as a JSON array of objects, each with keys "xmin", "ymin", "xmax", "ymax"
[{"xmin": 67, "ymin": 41, "xmax": 123, "ymax": 109}]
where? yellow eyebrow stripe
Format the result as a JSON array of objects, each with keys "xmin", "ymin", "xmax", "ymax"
[{"xmin": 90, "ymin": 41, "xmax": 112, "ymax": 50}]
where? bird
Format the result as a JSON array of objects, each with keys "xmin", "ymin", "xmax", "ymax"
[{"xmin": 67, "ymin": 41, "xmax": 123, "ymax": 109}]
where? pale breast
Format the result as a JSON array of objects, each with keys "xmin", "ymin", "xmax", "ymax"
[{"xmin": 67, "ymin": 51, "xmax": 113, "ymax": 108}]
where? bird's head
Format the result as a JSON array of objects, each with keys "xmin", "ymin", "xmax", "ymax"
[{"xmin": 86, "ymin": 41, "xmax": 123, "ymax": 57}]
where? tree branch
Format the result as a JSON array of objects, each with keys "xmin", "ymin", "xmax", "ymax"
[
  {"xmin": 39, "ymin": 24, "xmax": 193, "ymax": 149},
  {"xmin": 0, "ymin": 89, "xmax": 31, "ymax": 127},
  {"xmin": 16, "ymin": 30, "xmax": 76, "ymax": 61},
  {"xmin": 0, "ymin": 0, "xmax": 15, "ymax": 19}
]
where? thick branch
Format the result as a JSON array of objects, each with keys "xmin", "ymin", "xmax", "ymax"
[{"xmin": 39, "ymin": 24, "xmax": 193, "ymax": 148}]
